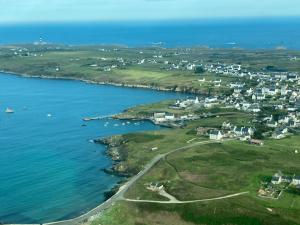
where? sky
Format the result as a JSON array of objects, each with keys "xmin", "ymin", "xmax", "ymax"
[{"xmin": 0, "ymin": 0, "xmax": 299, "ymax": 23}]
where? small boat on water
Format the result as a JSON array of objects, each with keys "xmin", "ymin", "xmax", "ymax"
[
  {"xmin": 83, "ymin": 117, "xmax": 101, "ymax": 121},
  {"xmin": 5, "ymin": 108, "xmax": 14, "ymax": 113}
]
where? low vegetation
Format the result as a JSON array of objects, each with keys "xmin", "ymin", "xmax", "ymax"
[{"xmin": 92, "ymin": 135, "xmax": 300, "ymax": 225}]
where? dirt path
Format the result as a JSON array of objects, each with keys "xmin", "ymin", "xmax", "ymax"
[{"xmin": 123, "ymin": 191, "xmax": 249, "ymax": 204}]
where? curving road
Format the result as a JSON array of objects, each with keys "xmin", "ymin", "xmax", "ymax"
[
  {"xmin": 116, "ymin": 139, "xmax": 229, "ymax": 201},
  {"xmin": 123, "ymin": 191, "xmax": 250, "ymax": 204},
  {"xmin": 10, "ymin": 139, "xmax": 233, "ymax": 225}
]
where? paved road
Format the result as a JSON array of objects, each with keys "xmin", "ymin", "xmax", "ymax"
[
  {"xmin": 116, "ymin": 139, "xmax": 228, "ymax": 201},
  {"xmin": 10, "ymin": 139, "xmax": 232, "ymax": 225}
]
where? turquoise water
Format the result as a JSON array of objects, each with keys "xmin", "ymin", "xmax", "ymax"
[
  {"xmin": 0, "ymin": 73, "xmax": 187, "ymax": 223},
  {"xmin": 0, "ymin": 18, "xmax": 300, "ymax": 49}
]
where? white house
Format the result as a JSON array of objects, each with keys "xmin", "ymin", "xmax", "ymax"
[
  {"xmin": 187, "ymin": 64, "xmax": 196, "ymax": 70},
  {"xmin": 272, "ymin": 127, "xmax": 288, "ymax": 139},
  {"xmin": 147, "ymin": 182, "xmax": 164, "ymax": 192},
  {"xmin": 271, "ymin": 171, "xmax": 283, "ymax": 185},
  {"xmin": 205, "ymin": 96, "xmax": 218, "ymax": 103},
  {"xmin": 267, "ymin": 120, "xmax": 278, "ymax": 128},
  {"xmin": 248, "ymin": 104, "xmax": 261, "ymax": 113},
  {"xmin": 153, "ymin": 112, "xmax": 166, "ymax": 123},
  {"xmin": 278, "ymin": 116, "xmax": 290, "ymax": 124},
  {"xmin": 153, "ymin": 112, "xmax": 175, "ymax": 123},
  {"xmin": 268, "ymin": 87, "xmax": 279, "ymax": 96},
  {"xmin": 292, "ymin": 176, "xmax": 300, "ymax": 185},
  {"xmin": 165, "ymin": 113, "xmax": 175, "ymax": 121},
  {"xmin": 233, "ymin": 126, "xmax": 255, "ymax": 137},
  {"xmin": 271, "ymin": 176, "xmax": 281, "ymax": 185},
  {"xmin": 281, "ymin": 86, "xmax": 288, "ymax": 96},
  {"xmin": 209, "ymin": 130, "xmax": 224, "ymax": 140}
]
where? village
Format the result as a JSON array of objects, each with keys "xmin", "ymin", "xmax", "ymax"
[
  {"xmin": 6, "ymin": 46, "xmax": 299, "ymax": 150},
  {"xmin": 146, "ymin": 62, "xmax": 300, "ymax": 198},
  {"xmin": 149, "ymin": 61, "xmax": 300, "ymax": 141}
]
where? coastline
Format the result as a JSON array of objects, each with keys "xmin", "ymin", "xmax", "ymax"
[
  {"xmin": 1, "ymin": 70, "xmax": 178, "ymax": 225},
  {"xmin": 0, "ymin": 70, "xmax": 206, "ymax": 95}
]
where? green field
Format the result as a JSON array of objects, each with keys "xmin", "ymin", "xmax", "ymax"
[
  {"xmin": 92, "ymin": 135, "xmax": 300, "ymax": 225},
  {"xmin": 91, "ymin": 107, "xmax": 300, "ymax": 225},
  {"xmin": 107, "ymin": 110, "xmax": 253, "ymax": 175},
  {"xmin": 1, "ymin": 45, "xmax": 300, "ymax": 95}
]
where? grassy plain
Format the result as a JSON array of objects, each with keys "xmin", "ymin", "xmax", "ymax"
[
  {"xmin": 1, "ymin": 45, "xmax": 300, "ymax": 95},
  {"xmin": 111, "ymin": 110, "xmax": 253, "ymax": 174},
  {"xmin": 92, "ymin": 134, "xmax": 300, "ymax": 225}
]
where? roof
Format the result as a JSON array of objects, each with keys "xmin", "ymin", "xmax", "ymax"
[
  {"xmin": 282, "ymin": 175, "xmax": 292, "ymax": 180},
  {"xmin": 210, "ymin": 130, "xmax": 222, "ymax": 135},
  {"xmin": 294, "ymin": 176, "xmax": 300, "ymax": 180}
]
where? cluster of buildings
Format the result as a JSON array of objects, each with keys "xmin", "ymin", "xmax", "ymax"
[
  {"xmin": 209, "ymin": 123, "xmax": 256, "ymax": 141},
  {"xmin": 152, "ymin": 112, "xmax": 199, "ymax": 125},
  {"xmin": 163, "ymin": 60, "xmax": 199, "ymax": 71},
  {"xmin": 204, "ymin": 63, "xmax": 243, "ymax": 76},
  {"xmin": 171, "ymin": 97, "xmax": 200, "ymax": 109},
  {"xmin": 258, "ymin": 171, "xmax": 300, "ymax": 199},
  {"xmin": 263, "ymin": 114, "xmax": 300, "ymax": 139},
  {"xmin": 170, "ymin": 96, "xmax": 220, "ymax": 109},
  {"xmin": 271, "ymin": 171, "xmax": 300, "ymax": 186},
  {"xmin": 202, "ymin": 63, "xmax": 300, "ymax": 139},
  {"xmin": 203, "ymin": 62, "xmax": 299, "ymax": 83}
]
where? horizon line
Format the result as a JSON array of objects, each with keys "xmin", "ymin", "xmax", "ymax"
[{"xmin": 1, "ymin": 16, "xmax": 300, "ymax": 25}]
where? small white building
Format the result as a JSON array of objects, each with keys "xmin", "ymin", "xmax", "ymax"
[
  {"xmin": 165, "ymin": 113, "xmax": 175, "ymax": 120},
  {"xmin": 292, "ymin": 176, "xmax": 300, "ymax": 185},
  {"xmin": 271, "ymin": 176, "xmax": 281, "ymax": 185},
  {"xmin": 147, "ymin": 182, "xmax": 164, "ymax": 192},
  {"xmin": 271, "ymin": 172, "xmax": 283, "ymax": 185},
  {"xmin": 153, "ymin": 112, "xmax": 166, "ymax": 123},
  {"xmin": 267, "ymin": 120, "xmax": 278, "ymax": 128},
  {"xmin": 209, "ymin": 130, "xmax": 224, "ymax": 140},
  {"xmin": 153, "ymin": 112, "xmax": 175, "ymax": 123}
]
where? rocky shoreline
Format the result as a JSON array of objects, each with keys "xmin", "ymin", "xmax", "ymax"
[
  {"xmin": 0, "ymin": 70, "xmax": 208, "ymax": 95},
  {"xmin": 94, "ymin": 136, "xmax": 132, "ymax": 178},
  {"xmin": 0, "ymin": 69, "xmax": 184, "ymax": 222}
]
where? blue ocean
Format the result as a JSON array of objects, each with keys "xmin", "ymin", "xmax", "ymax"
[
  {"xmin": 0, "ymin": 73, "xmax": 187, "ymax": 223},
  {"xmin": 0, "ymin": 18, "xmax": 299, "ymax": 49}
]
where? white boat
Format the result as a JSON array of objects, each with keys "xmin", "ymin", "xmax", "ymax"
[{"xmin": 5, "ymin": 108, "xmax": 14, "ymax": 113}]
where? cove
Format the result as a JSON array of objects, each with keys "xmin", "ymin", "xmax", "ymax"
[{"xmin": 0, "ymin": 73, "xmax": 187, "ymax": 224}]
